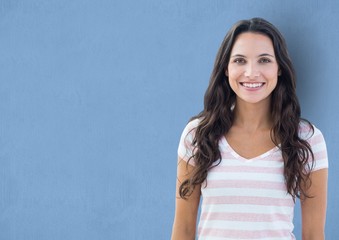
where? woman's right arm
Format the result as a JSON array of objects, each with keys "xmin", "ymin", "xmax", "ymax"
[{"xmin": 171, "ymin": 157, "xmax": 201, "ymax": 240}]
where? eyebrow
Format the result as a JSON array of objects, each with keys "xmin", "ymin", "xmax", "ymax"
[
  {"xmin": 230, "ymin": 53, "xmax": 275, "ymax": 58},
  {"xmin": 259, "ymin": 53, "xmax": 275, "ymax": 58}
]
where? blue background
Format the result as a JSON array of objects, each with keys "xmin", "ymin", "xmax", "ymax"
[{"xmin": 0, "ymin": 0, "xmax": 338, "ymax": 239}]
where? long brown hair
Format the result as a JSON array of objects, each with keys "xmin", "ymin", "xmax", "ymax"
[{"xmin": 179, "ymin": 17, "xmax": 314, "ymax": 200}]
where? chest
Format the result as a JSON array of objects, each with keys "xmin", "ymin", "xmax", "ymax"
[
  {"xmin": 225, "ymin": 128, "xmax": 277, "ymax": 160},
  {"xmin": 201, "ymin": 144, "xmax": 291, "ymax": 203}
]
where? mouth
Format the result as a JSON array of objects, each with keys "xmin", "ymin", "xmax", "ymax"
[{"xmin": 240, "ymin": 82, "xmax": 265, "ymax": 89}]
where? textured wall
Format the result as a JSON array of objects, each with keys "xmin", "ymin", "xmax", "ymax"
[{"xmin": 0, "ymin": 0, "xmax": 338, "ymax": 239}]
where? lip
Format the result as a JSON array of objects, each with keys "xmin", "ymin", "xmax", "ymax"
[{"xmin": 240, "ymin": 82, "xmax": 265, "ymax": 91}]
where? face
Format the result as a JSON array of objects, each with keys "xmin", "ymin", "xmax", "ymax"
[{"xmin": 227, "ymin": 32, "xmax": 279, "ymax": 105}]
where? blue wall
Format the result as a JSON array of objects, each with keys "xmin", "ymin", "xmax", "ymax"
[{"xmin": 0, "ymin": 0, "xmax": 338, "ymax": 239}]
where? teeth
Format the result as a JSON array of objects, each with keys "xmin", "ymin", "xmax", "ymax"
[{"xmin": 242, "ymin": 83, "xmax": 264, "ymax": 88}]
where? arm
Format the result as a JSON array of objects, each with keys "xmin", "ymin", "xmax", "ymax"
[
  {"xmin": 171, "ymin": 157, "xmax": 201, "ymax": 240},
  {"xmin": 300, "ymin": 168, "xmax": 328, "ymax": 240}
]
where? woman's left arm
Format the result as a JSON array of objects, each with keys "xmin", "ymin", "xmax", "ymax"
[{"xmin": 301, "ymin": 168, "xmax": 328, "ymax": 240}]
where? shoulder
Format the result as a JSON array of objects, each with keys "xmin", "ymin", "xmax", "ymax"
[
  {"xmin": 298, "ymin": 120, "xmax": 324, "ymax": 143},
  {"xmin": 179, "ymin": 118, "xmax": 201, "ymax": 145},
  {"xmin": 183, "ymin": 118, "xmax": 201, "ymax": 134},
  {"xmin": 299, "ymin": 121, "xmax": 328, "ymax": 171},
  {"xmin": 180, "ymin": 118, "xmax": 200, "ymax": 145},
  {"xmin": 178, "ymin": 118, "xmax": 201, "ymax": 164}
]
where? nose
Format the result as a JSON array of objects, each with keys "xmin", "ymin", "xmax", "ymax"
[{"xmin": 244, "ymin": 64, "xmax": 260, "ymax": 78}]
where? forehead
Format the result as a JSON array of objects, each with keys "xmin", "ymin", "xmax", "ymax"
[{"xmin": 231, "ymin": 32, "xmax": 275, "ymax": 55}]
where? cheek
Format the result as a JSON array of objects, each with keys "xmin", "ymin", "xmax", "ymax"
[
  {"xmin": 227, "ymin": 72, "xmax": 241, "ymax": 91},
  {"xmin": 262, "ymin": 67, "xmax": 279, "ymax": 80},
  {"xmin": 228, "ymin": 68, "xmax": 243, "ymax": 81},
  {"xmin": 265, "ymin": 65, "xmax": 279, "ymax": 76}
]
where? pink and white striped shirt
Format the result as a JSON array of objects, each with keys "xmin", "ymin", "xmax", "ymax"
[{"xmin": 178, "ymin": 119, "xmax": 328, "ymax": 240}]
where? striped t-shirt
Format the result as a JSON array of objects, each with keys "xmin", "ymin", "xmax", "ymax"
[{"xmin": 178, "ymin": 119, "xmax": 328, "ymax": 240}]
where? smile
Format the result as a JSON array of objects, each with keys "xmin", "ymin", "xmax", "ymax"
[{"xmin": 240, "ymin": 82, "xmax": 265, "ymax": 88}]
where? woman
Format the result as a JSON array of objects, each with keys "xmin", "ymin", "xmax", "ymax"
[{"xmin": 171, "ymin": 18, "xmax": 328, "ymax": 240}]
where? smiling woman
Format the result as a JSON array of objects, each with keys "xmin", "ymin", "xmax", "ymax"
[
  {"xmin": 171, "ymin": 18, "xmax": 328, "ymax": 240},
  {"xmin": 227, "ymin": 32, "xmax": 279, "ymax": 105}
]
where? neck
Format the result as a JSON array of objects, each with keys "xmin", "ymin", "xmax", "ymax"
[{"xmin": 232, "ymin": 98, "xmax": 273, "ymax": 133}]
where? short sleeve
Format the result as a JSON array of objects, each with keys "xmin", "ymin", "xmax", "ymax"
[
  {"xmin": 177, "ymin": 119, "xmax": 200, "ymax": 166},
  {"xmin": 309, "ymin": 127, "xmax": 328, "ymax": 172},
  {"xmin": 299, "ymin": 123, "xmax": 328, "ymax": 172}
]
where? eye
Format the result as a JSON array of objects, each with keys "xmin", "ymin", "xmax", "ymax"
[
  {"xmin": 233, "ymin": 58, "xmax": 246, "ymax": 64},
  {"xmin": 259, "ymin": 58, "xmax": 271, "ymax": 63}
]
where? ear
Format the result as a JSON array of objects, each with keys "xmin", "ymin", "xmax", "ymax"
[
  {"xmin": 278, "ymin": 69, "xmax": 281, "ymax": 76},
  {"xmin": 225, "ymin": 70, "xmax": 228, "ymax": 76}
]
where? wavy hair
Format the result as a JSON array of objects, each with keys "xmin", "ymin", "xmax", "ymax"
[{"xmin": 179, "ymin": 18, "xmax": 314, "ymax": 200}]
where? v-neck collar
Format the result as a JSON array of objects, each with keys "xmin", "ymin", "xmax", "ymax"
[{"xmin": 220, "ymin": 136, "xmax": 280, "ymax": 162}]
